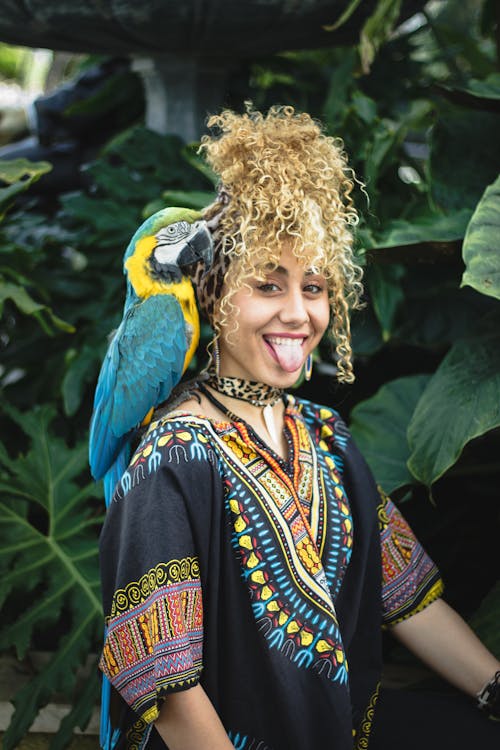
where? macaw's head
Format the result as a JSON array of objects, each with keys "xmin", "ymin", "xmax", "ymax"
[{"xmin": 124, "ymin": 207, "xmax": 214, "ymax": 298}]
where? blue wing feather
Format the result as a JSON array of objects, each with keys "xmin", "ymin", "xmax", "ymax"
[
  {"xmin": 102, "ymin": 442, "xmax": 131, "ymax": 507},
  {"xmin": 89, "ymin": 294, "xmax": 187, "ymax": 483}
]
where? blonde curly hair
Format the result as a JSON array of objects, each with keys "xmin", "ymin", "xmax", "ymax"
[{"xmin": 198, "ymin": 103, "xmax": 364, "ymax": 383}]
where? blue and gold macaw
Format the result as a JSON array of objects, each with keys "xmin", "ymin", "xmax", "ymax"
[
  {"xmin": 90, "ymin": 206, "xmax": 213, "ymax": 750},
  {"xmin": 89, "ymin": 206, "xmax": 213, "ymax": 506}
]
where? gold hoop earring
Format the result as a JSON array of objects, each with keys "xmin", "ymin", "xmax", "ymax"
[{"xmin": 304, "ymin": 353, "xmax": 313, "ymax": 381}]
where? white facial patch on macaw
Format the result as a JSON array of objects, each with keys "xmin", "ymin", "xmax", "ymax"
[{"xmin": 154, "ymin": 221, "xmax": 192, "ymax": 265}]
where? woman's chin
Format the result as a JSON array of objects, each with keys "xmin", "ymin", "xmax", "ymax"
[{"xmin": 264, "ymin": 364, "xmax": 305, "ymax": 388}]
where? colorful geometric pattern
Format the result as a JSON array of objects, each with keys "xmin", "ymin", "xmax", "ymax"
[
  {"xmin": 101, "ymin": 396, "xmax": 443, "ymax": 749},
  {"xmin": 209, "ymin": 403, "xmax": 352, "ymax": 685},
  {"xmin": 100, "ymin": 557, "xmax": 203, "ymax": 722},
  {"xmin": 377, "ymin": 487, "xmax": 443, "ymax": 625}
]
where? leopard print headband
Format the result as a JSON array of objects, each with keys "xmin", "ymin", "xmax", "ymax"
[
  {"xmin": 193, "ymin": 190, "xmax": 232, "ymax": 325},
  {"xmin": 192, "ymin": 237, "xmax": 228, "ymax": 326}
]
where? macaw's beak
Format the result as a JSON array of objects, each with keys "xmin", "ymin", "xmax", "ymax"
[{"xmin": 178, "ymin": 221, "xmax": 214, "ymax": 278}]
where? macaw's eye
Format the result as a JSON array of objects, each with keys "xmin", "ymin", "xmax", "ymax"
[{"xmin": 157, "ymin": 221, "xmax": 191, "ymax": 245}]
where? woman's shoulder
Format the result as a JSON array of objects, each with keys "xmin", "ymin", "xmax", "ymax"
[
  {"xmin": 137, "ymin": 407, "xmax": 220, "ymax": 457},
  {"xmin": 291, "ymin": 394, "xmax": 345, "ymax": 426},
  {"xmin": 291, "ymin": 394, "xmax": 351, "ymax": 449},
  {"xmin": 114, "ymin": 409, "xmax": 223, "ymax": 504}
]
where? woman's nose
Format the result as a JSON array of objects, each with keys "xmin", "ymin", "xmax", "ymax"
[{"xmin": 279, "ymin": 288, "xmax": 309, "ymax": 325}]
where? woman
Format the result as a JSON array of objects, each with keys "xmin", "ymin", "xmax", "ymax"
[{"xmin": 98, "ymin": 106, "xmax": 500, "ymax": 750}]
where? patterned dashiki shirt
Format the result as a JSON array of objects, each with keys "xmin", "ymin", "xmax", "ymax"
[{"xmin": 99, "ymin": 396, "xmax": 443, "ymax": 750}]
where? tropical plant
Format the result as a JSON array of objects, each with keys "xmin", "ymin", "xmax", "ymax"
[
  {"xmin": 0, "ymin": 0, "xmax": 499, "ymax": 745},
  {"xmin": 249, "ymin": 0, "xmax": 500, "ymax": 654},
  {"xmin": 0, "ymin": 132, "xmax": 216, "ymax": 748},
  {"xmin": 0, "ymin": 404, "xmax": 103, "ymax": 750}
]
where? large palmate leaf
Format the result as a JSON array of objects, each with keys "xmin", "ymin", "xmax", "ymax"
[
  {"xmin": 349, "ymin": 374, "xmax": 431, "ymax": 493},
  {"xmin": 461, "ymin": 175, "xmax": 500, "ymax": 301},
  {"xmin": 0, "ymin": 403, "xmax": 103, "ymax": 749},
  {"xmin": 407, "ymin": 334, "xmax": 500, "ymax": 487}
]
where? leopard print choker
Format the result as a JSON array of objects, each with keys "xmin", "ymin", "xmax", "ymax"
[{"xmin": 205, "ymin": 370, "xmax": 284, "ymax": 408}]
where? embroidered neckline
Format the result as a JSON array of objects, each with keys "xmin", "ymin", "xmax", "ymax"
[{"xmin": 150, "ymin": 392, "xmax": 300, "ymax": 429}]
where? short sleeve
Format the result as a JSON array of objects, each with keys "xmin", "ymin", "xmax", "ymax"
[
  {"xmin": 99, "ymin": 419, "xmax": 218, "ymax": 724},
  {"xmin": 377, "ymin": 487, "xmax": 444, "ymax": 626}
]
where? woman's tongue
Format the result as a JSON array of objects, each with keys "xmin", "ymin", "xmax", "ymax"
[{"xmin": 265, "ymin": 337, "xmax": 304, "ymax": 373}]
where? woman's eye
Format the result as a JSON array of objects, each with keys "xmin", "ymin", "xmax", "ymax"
[
  {"xmin": 304, "ymin": 283, "xmax": 324, "ymax": 294},
  {"xmin": 258, "ymin": 283, "xmax": 280, "ymax": 293}
]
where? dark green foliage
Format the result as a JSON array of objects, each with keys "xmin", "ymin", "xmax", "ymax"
[
  {"xmin": 0, "ymin": 404, "xmax": 103, "ymax": 749},
  {"xmin": 462, "ymin": 175, "xmax": 500, "ymax": 299},
  {"xmin": 1, "ymin": 0, "xmax": 499, "ymax": 744},
  {"xmin": 350, "ymin": 374, "xmax": 432, "ymax": 492},
  {"xmin": 0, "ymin": 124, "xmax": 216, "ymax": 747}
]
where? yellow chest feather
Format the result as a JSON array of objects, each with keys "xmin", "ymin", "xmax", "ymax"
[{"xmin": 125, "ymin": 235, "xmax": 200, "ymax": 372}]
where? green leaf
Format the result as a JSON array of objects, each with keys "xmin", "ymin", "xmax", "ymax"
[
  {"xmin": 62, "ymin": 345, "xmax": 102, "ymax": 416},
  {"xmin": 143, "ymin": 189, "xmax": 216, "ymax": 218},
  {"xmin": 349, "ymin": 374, "xmax": 431, "ymax": 493},
  {"xmin": 364, "ymin": 117, "xmax": 406, "ymax": 192},
  {"xmin": 430, "ymin": 107, "xmax": 500, "ymax": 212},
  {"xmin": 359, "ymin": 0, "xmax": 403, "ymax": 73},
  {"xmin": 3, "ymin": 612, "xmax": 100, "ymax": 750},
  {"xmin": 369, "ymin": 210, "xmax": 471, "ymax": 249},
  {"xmin": 366, "ymin": 263, "xmax": 405, "ymax": 340},
  {"xmin": 161, "ymin": 189, "xmax": 216, "ymax": 210},
  {"xmin": 394, "ymin": 282, "xmax": 495, "ymax": 349},
  {"xmin": 0, "ymin": 158, "xmax": 52, "ymax": 218},
  {"xmin": 407, "ymin": 334, "xmax": 500, "ymax": 486},
  {"xmin": 142, "ymin": 198, "xmax": 167, "ymax": 218},
  {"xmin": 49, "ymin": 663, "xmax": 101, "ymax": 750},
  {"xmin": 351, "ymin": 305, "xmax": 384, "ymax": 357},
  {"xmin": 0, "ymin": 279, "xmax": 75, "ymax": 334},
  {"xmin": 351, "ymin": 92, "xmax": 378, "ymax": 125},
  {"xmin": 469, "ymin": 581, "xmax": 500, "ymax": 660},
  {"xmin": 103, "ymin": 127, "xmax": 197, "ymax": 189},
  {"xmin": 323, "ymin": 0, "xmax": 363, "ymax": 32},
  {"xmin": 181, "ymin": 143, "xmax": 218, "ymax": 186},
  {"xmin": 59, "ymin": 193, "xmax": 139, "ymax": 247},
  {"xmin": 0, "ymin": 404, "xmax": 103, "ymax": 748},
  {"xmin": 322, "ymin": 48, "xmax": 357, "ymax": 127},
  {"xmin": 439, "ymin": 73, "xmax": 500, "ymax": 102},
  {"xmin": 461, "ymin": 175, "xmax": 500, "ymax": 300},
  {"xmin": 480, "ymin": 0, "xmax": 498, "ymax": 38}
]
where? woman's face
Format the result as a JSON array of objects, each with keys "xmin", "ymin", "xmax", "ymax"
[{"xmin": 218, "ymin": 243, "xmax": 330, "ymax": 387}]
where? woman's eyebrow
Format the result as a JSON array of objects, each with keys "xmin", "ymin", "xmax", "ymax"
[
  {"xmin": 263, "ymin": 265, "xmax": 288, "ymax": 276},
  {"xmin": 262, "ymin": 266, "xmax": 322, "ymax": 277}
]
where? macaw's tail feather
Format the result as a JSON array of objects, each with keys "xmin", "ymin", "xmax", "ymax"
[
  {"xmin": 89, "ymin": 331, "xmax": 123, "ymax": 481},
  {"xmin": 103, "ymin": 442, "xmax": 132, "ymax": 507},
  {"xmin": 100, "ymin": 667, "xmax": 121, "ymax": 750}
]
